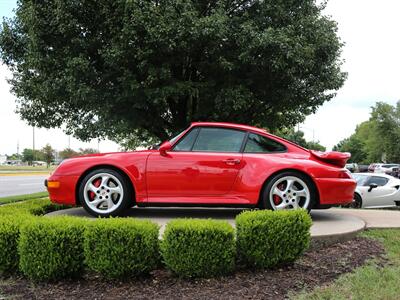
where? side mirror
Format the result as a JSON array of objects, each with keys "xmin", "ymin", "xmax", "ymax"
[
  {"xmin": 159, "ymin": 141, "xmax": 172, "ymax": 156},
  {"xmin": 368, "ymin": 183, "xmax": 378, "ymax": 192}
]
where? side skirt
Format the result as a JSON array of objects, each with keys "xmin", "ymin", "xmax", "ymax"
[{"xmin": 136, "ymin": 202, "xmax": 256, "ymax": 208}]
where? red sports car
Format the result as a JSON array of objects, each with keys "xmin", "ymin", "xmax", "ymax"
[{"xmin": 46, "ymin": 122, "xmax": 356, "ymax": 217}]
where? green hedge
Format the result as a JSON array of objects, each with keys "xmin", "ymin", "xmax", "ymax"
[
  {"xmin": 161, "ymin": 219, "xmax": 235, "ymax": 278},
  {"xmin": 0, "ymin": 216, "xmax": 23, "ymax": 275},
  {"xmin": 19, "ymin": 217, "xmax": 85, "ymax": 281},
  {"xmin": 0, "ymin": 198, "xmax": 314, "ymax": 281},
  {"xmin": 236, "ymin": 209, "xmax": 312, "ymax": 268},
  {"xmin": 84, "ymin": 218, "xmax": 159, "ymax": 279}
]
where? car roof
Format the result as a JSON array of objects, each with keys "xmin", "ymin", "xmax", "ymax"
[
  {"xmin": 190, "ymin": 122, "xmax": 267, "ymax": 135},
  {"xmin": 352, "ymin": 173, "xmax": 394, "ymax": 179}
]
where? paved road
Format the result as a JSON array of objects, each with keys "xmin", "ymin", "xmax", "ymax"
[{"xmin": 0, "ymin": 175, "xmax": 48, "ymax": 197}]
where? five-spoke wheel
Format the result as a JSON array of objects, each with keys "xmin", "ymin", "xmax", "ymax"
[
  {"xmin": 262, "ymin": 171, "xmax": 316, "ymax": 211},
  {"xmin": 79, "ymin": 168, "xmax": 131, "ymax": 217}
]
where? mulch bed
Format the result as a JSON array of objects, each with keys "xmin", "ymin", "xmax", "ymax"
[{"xmin": 0, "ymin": 237, "xmax": 386, "ymax": 300}]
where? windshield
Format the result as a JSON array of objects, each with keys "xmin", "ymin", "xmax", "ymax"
[
  {"xmin": 383, "ymin": 164, "xmax": 399, "ymax": 168},
  {"xmin": 352, "ymin": 174, "xmax": 369, "ymax": 186}
]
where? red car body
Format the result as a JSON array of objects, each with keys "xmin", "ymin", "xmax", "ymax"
[{"xmin": 46, "ymin": 122, "xmax": 356, "ymax": 209}]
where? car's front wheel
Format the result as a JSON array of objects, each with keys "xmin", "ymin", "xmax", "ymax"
[
  {"xmin": 79, "ymin": 168, "xmax": 132, "ymax": 217},
  {"xmin": 262, "ymin": 171, "xmax": 316, "ymax": 211}
]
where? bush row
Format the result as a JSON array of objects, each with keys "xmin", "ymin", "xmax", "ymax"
[{"xmin": 0, "ymin": 200, "xmax": 312, "ymax": 280}]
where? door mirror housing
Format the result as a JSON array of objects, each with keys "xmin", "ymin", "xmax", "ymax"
[
  {"xmin": 368, "ymin": 183, "xmax": 378, "ymax": 192},
  {"xmin": 159, "ymin": 141, "xmax": 172, "ymax": 156}
]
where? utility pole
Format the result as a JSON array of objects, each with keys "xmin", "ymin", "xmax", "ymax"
[
  {"xmin": 17, "ymin": 140, "xmax": 19, "ymax": 157},
  {"xmin": 68, "ymin": 136, "xmax": 71, "ymax": 149},
  {"xmin": 32, "ymin": 126, "xmax": 35, "ymax": 164}
]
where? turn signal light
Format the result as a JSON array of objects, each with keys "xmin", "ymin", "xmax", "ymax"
[{"xmin": 47, "ymin": 181, "xmax": 60, "ymax": 188}]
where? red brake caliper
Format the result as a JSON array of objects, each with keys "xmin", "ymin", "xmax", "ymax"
[
  {"xmin": 89, "ymin": 178, "xmax": 101, "ymax": 201},
  {"xmin": 273, "ymin": 183, "xmax": 285, "ymax": 205}
]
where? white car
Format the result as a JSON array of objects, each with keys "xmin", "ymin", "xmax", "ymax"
[
  {"xmin": 350, "ymin": 173, "xmax": 400, "ymax": 208},
  {"xmin": 373, "ymin": 164, "xmax": 399, "ymax": 174}
]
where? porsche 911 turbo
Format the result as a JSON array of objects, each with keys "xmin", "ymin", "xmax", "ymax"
[{"xmin": 46, "ymin": 122, "xmax": 356, "ymax": 217}]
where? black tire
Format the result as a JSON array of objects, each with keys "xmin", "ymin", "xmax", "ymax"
[
  {"xmin": 261, "ymin": 171, "xmax": 317, "ymax": 212},
  {"xmin": 349, "ymin": 193, "xmax": 362, "ymax": 209},
  {"xmin": 79, "ymin": 168, "xmax": 132, "ymax": 217}
]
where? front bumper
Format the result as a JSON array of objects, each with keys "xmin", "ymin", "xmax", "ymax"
[
  {"xmin": 45, "ymin": 174, "xmax": 80, "ymax": 205},
  {"xmin": 314, "ymin": 178, "xmax": 356, "ymax": 205}
]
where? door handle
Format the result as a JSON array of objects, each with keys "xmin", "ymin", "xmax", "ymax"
[{"xmin": 222, "ymin": 159, "xmax": 241, "ymax": 165}]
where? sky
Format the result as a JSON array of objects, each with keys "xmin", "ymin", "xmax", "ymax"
[{"xmin": 1, "ymin": 0, "xmax": 400, "ymax": 154}]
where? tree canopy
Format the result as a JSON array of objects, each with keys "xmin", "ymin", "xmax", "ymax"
[
  {"xmin": 0, "ymin": 0, "xmax": 346, "ymax": 145},
  {"xmin": 277, "ymin": 128, "xmax": 326, "ymax": 151},
  {"xmin": 333, "ymin": 101, "xmax": 400, "ymax": 163}
]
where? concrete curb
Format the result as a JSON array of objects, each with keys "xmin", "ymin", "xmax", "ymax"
[{"xmin": 47, "ymin": 207, "xmax": 369, "ymax": 246}]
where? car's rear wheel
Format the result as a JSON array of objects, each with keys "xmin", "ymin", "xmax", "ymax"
[
  {"xmin": 79, "ymin": 168, "xmax": 131, "ymax": 217},
  {"xmin": 262, "ymin": 171, "xmax": 316, "ymax": 212},
  {"xmin": 349, "ymin": 193, "xmax": 362, "ymax": 209}
]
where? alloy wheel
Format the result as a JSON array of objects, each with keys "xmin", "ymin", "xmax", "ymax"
[
  {"xmin": 269, "ymin": 176, "xmax": 311, "ymax": 210},
  {"xmin": 83, "ymin": 172, "xmax": 124, "ymax": 214}
]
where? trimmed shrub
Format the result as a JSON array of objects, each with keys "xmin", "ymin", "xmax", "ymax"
[
  {"xmin": 236, "ymin": 209, "xmax": 312, "ymax": 268},
  {"xmin": 0, "ymin": 199, "xmax": 61, "ymax": 217},
  {"xmin": 84, "ymin": 218, "xmax": 159, "ymax": 279},
  {"xmin": 0, "ymin": 216, "xmax": 23, "ymax": 275},
  {"xmin": 161, "ymin": 219, "xmax": 235, "ymax": 278},
  {"xmin": 19, "ymin": 217, "xmax": 85, "ymax": 281}
]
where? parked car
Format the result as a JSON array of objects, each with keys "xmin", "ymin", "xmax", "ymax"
[
  {"xmin": 374, "ymin": 164, "xmax": 400, "ymax": 174},
  {"xmin": 345, "ymin": 163, "xmax": 359, "ymax": 173},
  {"xmin": 348, "ymin": 173, "xmax": 400, "ymax": 208},
  {"xmin": 46, "ymin": 122, "xmax": 356, "ymax": 217},
  {"xmin": 357, "ymin": 164, "xmax": 369, "ymax": 173},
  {"xmin": 387, "ymin": 166, "xmax": 400, "ymax": 178},
  {"xmin": 368, "ymin": 163, "xmax": 377, "ymax": 172}
]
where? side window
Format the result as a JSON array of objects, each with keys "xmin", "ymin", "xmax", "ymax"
[
  {"xmin": 192, "ymin": 128, "xmax": 245, "ymax": 152},
  {"xmin": 173, "ymin": 128, "xmax": 199, "ymax": 151},
  {"xmin": 365, "ymin": 176, "xmax": 389, "ymax": 187},
  {"xmin": 244, "ymin": 133, "xmax": 286, "ymax": 153}
]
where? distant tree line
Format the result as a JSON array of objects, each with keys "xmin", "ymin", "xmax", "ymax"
[
  {"xmin": 276, "ymin": 128, "xmax": 326, "ymax": 151},
  {"xmin": 6, "ymin": 146, "xmax": 98, "ymax": 167},
  {"xmin": 333, "ymin": 101, "xmax": 400, "ymax": 164}
]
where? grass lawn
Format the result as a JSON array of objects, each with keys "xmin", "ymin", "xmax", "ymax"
[
  {"xmin": 292, "ymin": 229, "xmax": 400, "ymax": 300},
  {"xmin": 0, "ymin": 192, "xmax": 49, "ymax": 205},
  {"xmin": 0, "ymin": 165, "xmax": 55, "ymax": 172}
]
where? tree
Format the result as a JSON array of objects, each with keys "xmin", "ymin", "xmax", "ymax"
[
  {"xmin": 41, "ymin": 144, "xmax": 54, "ymax": 168},
  {"xmin": 59, "ymin": 148, "xmax": 78, "ymax": 160},
  {"xmin": 333, "ymin": 101, "xmax": 400, "ymax": 164},
  {"xmin": 6, "ymin": 153, "xmax": 21, "ymax": 161},
  {"xmin": 277, "ymin": 128, "xmax": 326, "ymax": 151},
  {"xmin": 78, "ymin": 148, "xmax": 99, "ymax": 155},
  {"xmin": 0, "ymin": 0, "xmax": 346, "ymax": 146},
  {"xmin": 333, "ymin": 135, "xmax": 367, "ymax": 163},
  {"xmin": 22, "ymin": 148, "xmax": 44, "ymax": 165},
  {"xmin": 306, "ymin": 141, "xmax": 326, "ymax": 152},
  {"xmin": 370, "ymin": 102, "xmax": 400, "ymax": 162}
]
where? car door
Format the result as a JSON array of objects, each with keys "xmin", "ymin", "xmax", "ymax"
[
  {"xmin": 363, "ymin": 176, "xmax": 398, "ymax": 207},
  {"xmin": 146, "ymin": 127, "xmax": 246, "ymax": 198}
]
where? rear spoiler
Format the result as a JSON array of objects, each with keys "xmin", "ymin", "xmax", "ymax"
[{"xmin": 310, "ymin": 150, "xmax": 351, "ymax": 168}]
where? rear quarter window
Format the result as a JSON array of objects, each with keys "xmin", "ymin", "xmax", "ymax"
[{"xmin": 244, "ymin": 133, "xmax": 286, "ymax": 153}]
